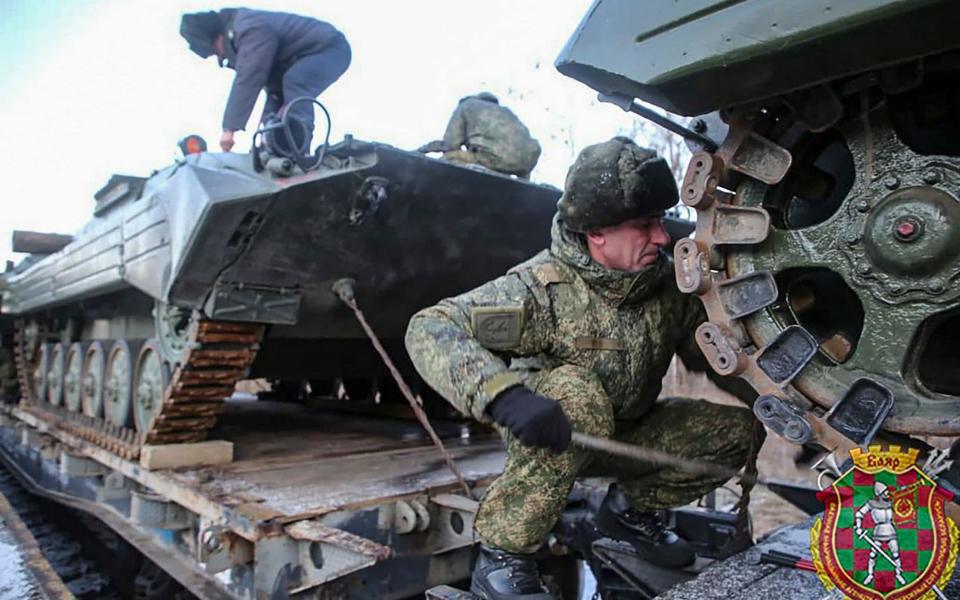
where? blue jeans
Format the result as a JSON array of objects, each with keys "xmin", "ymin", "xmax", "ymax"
[{"xmin": 263, "ymin": 35, "xmax": 351, "ymax": 146}]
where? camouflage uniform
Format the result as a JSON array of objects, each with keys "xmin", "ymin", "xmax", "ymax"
[
  {"xmin": 406, "ymin": 216, "xmax": 755, "ymax": 554},
  {"xmin": 441, "ymin": 95, "xmax": 542, "ymax": 179}
]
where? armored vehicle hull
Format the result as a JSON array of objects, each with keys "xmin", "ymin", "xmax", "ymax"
[
  {"xmin": 1, "ymin": 138, "xmax": 559, "ymax": 454},
  {"xmin": 560, "ymin": 0, "xmax": 960, "ymax": 442},
  {"xmin": 557, "ymin": 0, "xmax": 960, "ymax": 116}
]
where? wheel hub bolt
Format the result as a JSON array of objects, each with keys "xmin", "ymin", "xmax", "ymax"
[
  {"xmin": 883, "ymin": 176, "xmax": 900, "ymax": 190},
  {"xmin": 893, "ymin": 216, "xmax": 923, "ymax": 242},
  {"xmin": 923, "ymin": 170, "xmax": 941, "ymax": 185},
  {"xmin": 856, "ymin": 200, "xmax": 870, "ymax": 213}
]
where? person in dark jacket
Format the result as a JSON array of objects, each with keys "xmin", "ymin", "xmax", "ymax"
[{"xmin": 180, "ymin": 8, "xmax": 351, "ymax": 152}]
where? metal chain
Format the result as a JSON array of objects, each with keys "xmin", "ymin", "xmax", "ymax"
[
  {"xmin": 732, "ymin": 417, "xmax": 764, "ymax": 543},
  {"xmin": 332, "ymin": 279, "xmax": 473, "ymax": 497}
]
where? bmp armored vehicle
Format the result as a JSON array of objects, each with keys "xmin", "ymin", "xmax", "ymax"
[
  {"xmin": 0, "ymin": 133, "xmax": 560, "ymax": 459},
  {"xmin": 559, "ymin": 0, "xmax": 960, "ymax": 453}
]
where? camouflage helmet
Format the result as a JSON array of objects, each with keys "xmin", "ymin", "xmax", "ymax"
[
  {"xmin": 557, "ymin": 137, "xmax": 678, "ymax": 233},
  {"xmin": 473, "ymin": 92, "xmax": 500, "ymax": 104}
]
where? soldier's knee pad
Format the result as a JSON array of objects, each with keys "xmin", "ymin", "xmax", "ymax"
[{"xmin": 535, "ymin": 365, "xmax": 614, "ymax": 438}]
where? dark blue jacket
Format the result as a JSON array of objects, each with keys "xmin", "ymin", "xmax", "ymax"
[{"xmin": 221, "ymin": 8, "xmax": 344, "ymax": 131}]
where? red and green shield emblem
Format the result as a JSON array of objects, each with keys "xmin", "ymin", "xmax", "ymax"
[{"xmin": 811, "ymin": 445, "xmax": 958, "ymax": 599}]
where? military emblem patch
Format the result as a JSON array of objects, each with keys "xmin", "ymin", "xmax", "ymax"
[
  {"xmin": 811, "ymin": 445, "xmax": 958, "ymax": 599},
  {"xmin": 472, "ymin": 307, "xmax": 523, "ymax": 350}
]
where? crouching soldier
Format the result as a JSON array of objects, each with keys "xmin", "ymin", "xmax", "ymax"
[
  {"xmin": 418, "ymin": 92, "xmax": 541, "ymax": 179},
  {"xmin": 406, "ymin": 137, "xmax": 758, "ymax": 599}
]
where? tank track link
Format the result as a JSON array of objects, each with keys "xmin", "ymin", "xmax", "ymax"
[
  {"xmin": 12, "ymin": 323, "xmax": 36, "ymax": 405},
  {"xmin": 674, "ymin": 127, "xmax": 857, "ymax": 454},
  {"xmin": 672, "ymin": 114, "xmax": 950, "ymax": 454},
  {"xmin": 13, "ymin": 319, "xmax": 263, "ymax": 460}
]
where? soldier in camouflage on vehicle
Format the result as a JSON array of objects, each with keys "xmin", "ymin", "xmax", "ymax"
[
  {"xmin": 406, "ymin": 137, "xmax": 757, "ymax": 600},
  {"xmin": 417, "ymin": 92, "xmax": 542, "ymax": 179}
]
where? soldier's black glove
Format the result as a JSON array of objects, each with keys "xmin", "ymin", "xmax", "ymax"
[{"xmin": 486, "ymin": 386, "xmax": 572, "ymax": 454}]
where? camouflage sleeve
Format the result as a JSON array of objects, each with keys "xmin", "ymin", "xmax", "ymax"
[
  {"xmin": 405, "ymin": 272, "xmax": 552, "ymax": 423},
  {"xmin": 674, "ymin": 293, "xmax": 758, "ymax": 406},
  {"xmin": 441, "ymin": 103, "xmax": 468, "ymax": 151},
  {"xmin": 674, "ymin": 293, "xmax": 708, "ymax": 372}
]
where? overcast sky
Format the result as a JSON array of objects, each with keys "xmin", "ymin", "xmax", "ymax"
[{"xmin": 0, "ymin": 0, "xmax": 668, "ymax": 264}]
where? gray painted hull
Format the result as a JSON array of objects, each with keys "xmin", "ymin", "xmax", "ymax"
[{"xmin": 2, "ymin": 139, "xmax": 559, "ymax": 346}]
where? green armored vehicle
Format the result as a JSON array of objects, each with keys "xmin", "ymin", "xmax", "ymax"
[{"xmin": 520, "ymin": 1, "xmax": 960, "ymax": 598}]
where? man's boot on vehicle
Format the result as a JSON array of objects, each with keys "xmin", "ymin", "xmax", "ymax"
[
  {"xmin": 596, "ymin": 483, "xmax": 696, "ymax": 568},
  {"xmin": 470, "ymin": 545, "xmax": 555, "ymax": 600}
]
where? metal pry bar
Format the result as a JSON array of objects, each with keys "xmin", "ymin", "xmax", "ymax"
[
  {"xmin": 571, "ymin": 431, "xmax": 761, "ymax": 485},
  {"xmin": 598, "ymin": 92, "xmax": 719, "ymax": 152},
  {"xmin": 332, "ymin": 278, "xmax": 473, "ymax": 498}
]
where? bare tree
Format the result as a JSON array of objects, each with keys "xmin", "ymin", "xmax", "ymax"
[{"xmin": 616, "ymin": 113, "xmax": 691, "ymax": 182}]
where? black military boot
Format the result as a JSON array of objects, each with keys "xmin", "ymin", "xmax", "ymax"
[
  {"xmin": 470, "ymin": 545, "xmax": 555, "ymax": 600},
  {"xmin": 596, "ymin": 484, "xmax": 695, "ymax": 568}
]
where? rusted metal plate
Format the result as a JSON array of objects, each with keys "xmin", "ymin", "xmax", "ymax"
[
  {"xmin": 197, "ymin": 322, "xmax": 266, "ymax": 335},
  {"xmin": 285, "ymin": 520, "xmax": 391, "ymax": 561},
  {"xmin": 168, "ymin": 387, "xmax": 233, "ymax": 400},
  {"xmin": 188, "ymin": 349, "xmax": 256, "ymax": 368},
  {"xmin": 151, "ymin": 417, "xmax": 218, "ymax": 432},
  {"xmin": 6, "ymin": 401, "xmax": 505, "ymax": 559},
  {"xmin": 159, "ymin": 402, "xmax": 224, "ymax": 418},
  {"xmin": 170, "ymin": 404, "xmax": 504, "ymax": 520},
  {"xmin": 177, "ymin": 371, "xmax": 244, "ymax": 386},
  {"xmin": 192, "ymin": 332, "xmax": 260, "ymax": 345}
]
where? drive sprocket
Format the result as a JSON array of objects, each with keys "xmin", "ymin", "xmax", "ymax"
[{"xmin": 675, "ymin": 82, "xmax": 960, "ymax": 450}]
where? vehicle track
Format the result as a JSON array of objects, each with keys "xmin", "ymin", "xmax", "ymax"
[{"xmin": 14, "ymin": 320, "xmax": 264, "ymax": 461}]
